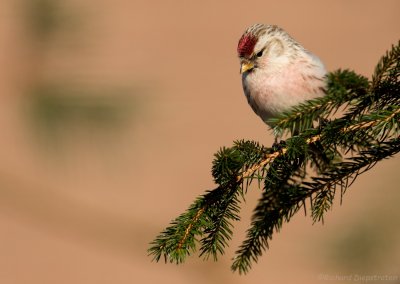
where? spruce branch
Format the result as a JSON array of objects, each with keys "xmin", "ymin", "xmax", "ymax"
[
  {"xmin": 268, "ymin": 69, "xmax": 369, "ymax": 136},
  {"xmin": 232, "ymin": 136, "xmax": 400, "ymax": 274},
  {"xmin": 372, "ymin": 40, "xmax": 400, "ymax": 90},
  {"xmin": 149, "ymin": 41, "xmax": 399, "ymax": 274}
]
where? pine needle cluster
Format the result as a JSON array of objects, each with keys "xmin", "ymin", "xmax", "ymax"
[{"xmin": 148, "ymin": 41, "xmax": 400, "ymax": 274}]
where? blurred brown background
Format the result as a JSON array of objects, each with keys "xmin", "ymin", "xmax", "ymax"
[{"xmin": 0, "ymin": 0, "xmax": 399, "ymax": 283}]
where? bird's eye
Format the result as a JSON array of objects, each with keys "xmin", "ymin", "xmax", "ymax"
[{"xmin": 256, "ymin": 49, "xmax": 264, "ymax": 57}]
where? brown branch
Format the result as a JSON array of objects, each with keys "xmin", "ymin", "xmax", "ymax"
[
  {"xmin": 237, "ymin": 148, "xmax": 287, "ymax": 182},
  {"xmin": 276, "ymin": 101, "xmax": 332, "ymax": 126},
  {"xmin": 175, "ymin": 108, "xmax": 399, "ymax": 250},
  {"xmin": 237, "ymin": 134, "xmax": 322, "ymax": 183},
  {"xmin": 237, "ymin": 108, "xmax": 399, "ymax": 184},
  {"xmin": 343, "ymin": 107, "xmax": 400, "ymax": 132},
  {"xmin": 177, "ymin": 206, "xmax": 206, "ymax": 249}
]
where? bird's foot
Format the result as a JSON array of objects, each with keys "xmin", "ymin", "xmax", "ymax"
[{"xmin": 272, "ymin": 139, "xmax": 286, "ymax": 152}]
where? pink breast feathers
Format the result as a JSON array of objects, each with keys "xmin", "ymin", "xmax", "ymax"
[{"xmin": 237, "ymin": 34, "xmax": 258, "ymax": 58}]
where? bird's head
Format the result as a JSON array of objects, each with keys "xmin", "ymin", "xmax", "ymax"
[{"xmin": 237, "ymin": 24, "xmax": 300, "ymax": 74}]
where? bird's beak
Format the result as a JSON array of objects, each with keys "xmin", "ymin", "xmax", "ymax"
[{"xmin": 240, "ymin": 62, "xmax": 255, "ymax": 74}]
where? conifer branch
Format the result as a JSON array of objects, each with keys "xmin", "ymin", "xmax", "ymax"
[
  {"xmin": 343, "ymin": 106, "xmax": 400, "ymax": 132},
  {"xmin": 238, "ymin": 105, "xmax": 399, "ymax": 186},
  {"xmin": 149, "ymin": 40, "xmax": 399, "ymax": 274},
  {"xmin": 269, "ymin": 70, "xmax": 370, "ymax": 135},
  {"xmin": 237, "ymin": 148, "xmax": 287, "ymax": 182},
  {"xmin": 232, "ymin": 136, "xmax": 400, "ymax": 274},
  {"xmin": 177, "ymin": 207, "xmax": 206, "ymax": 249}
]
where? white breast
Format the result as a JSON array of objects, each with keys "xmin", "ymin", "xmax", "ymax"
[{"xmin": 242, "ymin": 56, "xmax": 326, "ymax": 126}]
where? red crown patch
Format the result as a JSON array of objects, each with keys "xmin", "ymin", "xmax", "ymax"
[{"xmin": 237, "ymin": 34, "xmax": 257, "ymax": 57}]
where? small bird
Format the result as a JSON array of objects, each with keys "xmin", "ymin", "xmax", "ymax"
[{"xmin": 238, "ymin": 24, "xmax": 327, "ymax": 128}]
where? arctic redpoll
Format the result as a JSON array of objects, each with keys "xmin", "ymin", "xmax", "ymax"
[{"xmin": 238, "ymin": 24, "xmax": 327, "ymax": 128}]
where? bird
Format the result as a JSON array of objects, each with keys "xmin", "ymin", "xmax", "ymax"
[{"xmin": 237, "ymin": 24, "xmax": 327, "ymax": 129}]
